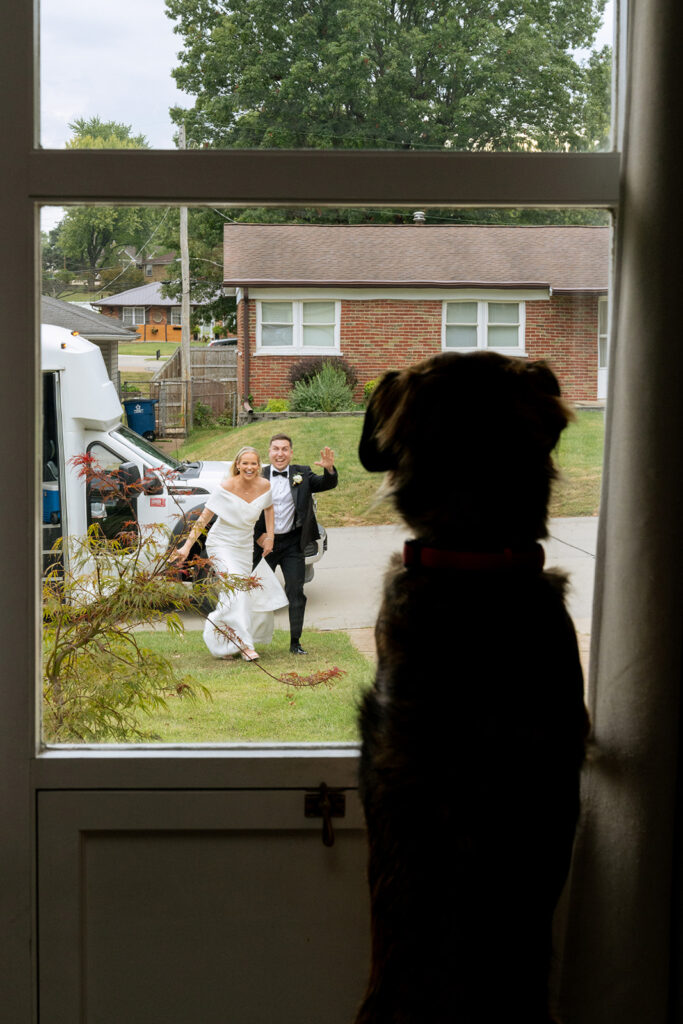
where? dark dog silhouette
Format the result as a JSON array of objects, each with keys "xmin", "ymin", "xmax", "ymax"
[{"xmin": 355, "ymin": 351, "xmax": 590, "ymax": 1024}]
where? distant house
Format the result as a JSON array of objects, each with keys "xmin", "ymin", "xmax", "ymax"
[
  {"xmin": 41, "ymin": 294, "xmax": 138, "ymax": 380},
  {"xmin": 222, "ymin": 223, "xmax": 610, "ymax": 405},
  {"xmin": 92, "ymin": 282, "xmax": 192, "ymax": 342}
]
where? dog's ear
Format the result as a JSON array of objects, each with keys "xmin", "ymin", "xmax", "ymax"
[
  {"xmin": 524, "ymin": 360, "xmax": 574, "ymax": 451},
  {"xmin": 358, "ymin": 370, "xmax": 401, "ymax": 471},
  {"xmin": 526, "ymin": 360, "xmax": 562, "ymax": 398}
]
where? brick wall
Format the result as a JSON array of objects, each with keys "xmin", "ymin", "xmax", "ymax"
[
  {"xmin": 237, "ymin": 295, "xmax": 600, "ymax": 405},
  {"xmin": 98, "ymin": 305, "xmax": 183, "ymax": 343},
  {"xmin": 525, "ymin": 293, "xmax": 599, "ymax": 401}
]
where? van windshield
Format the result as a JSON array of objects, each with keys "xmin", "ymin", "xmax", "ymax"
[{"xmin": 112, "ymin": 425, "xmax": 185, "ymax": 471}]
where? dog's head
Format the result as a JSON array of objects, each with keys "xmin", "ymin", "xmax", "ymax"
[{"xmin": 359, "ymin": 351, "xmax": 572, "ymax": 545}]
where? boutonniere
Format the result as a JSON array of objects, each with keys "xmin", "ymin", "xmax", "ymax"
[{"xmin": 292, "ymin": 474, "xmax": 303, "ymax": 486}]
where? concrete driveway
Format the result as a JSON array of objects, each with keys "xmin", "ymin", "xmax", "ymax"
[
  {"xmin": 179, "ymin": 517, "xmax": 597, "ymax": 670},
  {"xmin": 278, "ymin": 517, "xmax": 598, "ymax": 636},
  {"xmin": 118, "ymin": 353, "xmax": 167, "ymax": 373}
]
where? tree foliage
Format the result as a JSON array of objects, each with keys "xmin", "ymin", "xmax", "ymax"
[
  {"xmin": 156, "ymin": 206, "xmax": 237, "ymax": 328},
  {"xmin": 47, "ymin": 119, "xmax": 165, "ymax": 292},
  {"xmin": 65, "ymin": 116, "xmax": 150, "ymax": 150},
  {"xmin": 166, "ymin": 0, "xmax": 611, "ymax": 152}
]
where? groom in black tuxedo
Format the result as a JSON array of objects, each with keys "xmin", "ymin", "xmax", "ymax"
[{"xmin": 254, "ymin": 433, "xmax": 338, "ymax": 654}]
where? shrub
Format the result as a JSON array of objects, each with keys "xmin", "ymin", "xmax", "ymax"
[
  {"xmin": 363, "ymin": 378, "xmax": 379, "ymax": 403},
  {"xmin": 264, "ymin": 398, "xmax": 290, "ymax": 413},
  {"xmin": 288, "ymin": 364, "xmax": 355, "ymax": 412},
  {"xmin": 193, "ymin": 400, "xmax": 216, "ymax": 428},
  {"xmin": 288, "ymin": 356, "xmax": 358, "ymax": 391}
]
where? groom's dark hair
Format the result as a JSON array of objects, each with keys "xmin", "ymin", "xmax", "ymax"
[{"xmin": 270, "ymin": 433, "xmax": 293, "ymax": 446}]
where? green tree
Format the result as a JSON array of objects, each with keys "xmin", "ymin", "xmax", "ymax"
[
  {"xmin": 65, "ymin": 116, "xmax": 150, "ymax": 150},
  {"xmin": 49, "ymin": 119, "xmax": 165, "ymax": 292},
  {"xmin": 41, "ymin": 227, "xmax": 82, "ymax": 298},
  {"xmin": 156, "ymin": 207, "xmax": 238, "ymax": 329},
  {"xmin": 166, "ymin": 0, "xmax": 611, "ymax": 152}
]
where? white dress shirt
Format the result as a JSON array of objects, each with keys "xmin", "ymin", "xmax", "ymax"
[{"xmin": 269, "ymin": 466, "xmax": 296, "ymax": 534}]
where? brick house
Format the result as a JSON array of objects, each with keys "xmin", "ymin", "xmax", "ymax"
[
  {"xmin": 223, "ymin": 223, "xmax": 610, "ymax": 406},
  {"xmin": 92, "ymin": 282, "xmax": 197, "ymax": 342}
]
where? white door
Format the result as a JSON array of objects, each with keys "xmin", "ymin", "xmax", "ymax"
[
  {"xmin": 38, "ymin": 785, "xmax": 369, "ymax": 1023},
  {"xmin": 1, "ymin": 7, "xmax": 621, "ymax": 1021},
  {"xmin": 598, "ymin": 295, "xmax": 609, "ymax": 400}
]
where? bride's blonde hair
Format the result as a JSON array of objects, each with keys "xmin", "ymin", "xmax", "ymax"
[{"xmin": 230, "ymin": 445, "xmax": 262, "ymax": 476}]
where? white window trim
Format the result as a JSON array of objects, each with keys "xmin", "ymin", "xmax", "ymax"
[
  {"xmin": 441, "ymin": 298, "xmax": 526, "ymax": 355},
  {"xmin": 256, "ymin": 299, "xmax": 341, "ymax": 355},
  {"xmin": 170, "ymin": 306, "xmax": 182, "ymax": 326}
]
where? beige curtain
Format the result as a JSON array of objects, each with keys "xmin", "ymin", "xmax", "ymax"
[{"xmin": 558, "ymin": 1, "xmax": 683, "ymax": 1020}]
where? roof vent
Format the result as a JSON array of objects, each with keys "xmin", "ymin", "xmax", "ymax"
[{"xmin": 412, "ymin": 210, "xmax": 426, "ymax": 223}]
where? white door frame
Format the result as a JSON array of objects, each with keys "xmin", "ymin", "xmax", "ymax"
[{"xmin": 0, "ymin": 4, "xmax": 624, "ymax": 1020}]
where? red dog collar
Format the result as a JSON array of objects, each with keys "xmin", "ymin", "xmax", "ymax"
[{"xmin": 403, "ymin": 540, "xmax": 545, "ymax": 572}]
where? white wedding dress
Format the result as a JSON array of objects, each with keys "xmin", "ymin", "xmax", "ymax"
[{"xmin": 202, "ymin": 485, "xmax": 288, "ymax": 658}]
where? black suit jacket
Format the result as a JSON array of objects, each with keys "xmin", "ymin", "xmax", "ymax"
[{"xmin": 255, "ymin": 463, "xmax": 338, "ymax": 552}]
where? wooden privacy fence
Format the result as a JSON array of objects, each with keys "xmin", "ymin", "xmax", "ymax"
[
  {"xmin": 157, "ymin": 345, "xmax": 238, "ymax": 382},
  {"xmin": 117, "ymin": 346, "xmax": 239, "ymax": 438}
]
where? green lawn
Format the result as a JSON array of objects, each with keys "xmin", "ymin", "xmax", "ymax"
[
  {"xmin": 173, "ymin": 410, "xmax": 604, "ymax": 522},
  {"xmin": 550, "ymin": 410, "xmax": 604, "ymax": 517},
  {"xmin": 119, "ymin": 342, "xmax": 180, "ymax": 356},
  {"xmin": 134, "ymin": 628, "xmax": 373, "ymax": 743}
]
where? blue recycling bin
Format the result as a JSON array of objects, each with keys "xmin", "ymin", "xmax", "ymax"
[
  {"xmin": 123, "ymin": 398, "xmax": 159, "ymax": 440},
  {"xmin": 42, "ymin": 481, "xmax": 60, "ymax": 524}
]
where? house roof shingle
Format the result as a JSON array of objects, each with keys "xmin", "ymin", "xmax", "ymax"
[
  {"xmin": 222, "ymin": 224, "xmax": 609, "ymax": 292},
  {"xmin": 91, "ymin": 281, "xmax": 208, "ymax": 308},
  {"xmin": 41, "ymin": 295, "xmax": 138, "ymax": 339},
  {"xmin": 90, "ymin": 282, "xmax": 180, "ymax": 308}
]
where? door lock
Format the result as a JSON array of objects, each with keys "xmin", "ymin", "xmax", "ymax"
[{"xmin": 304, "ymin": 783, "xmax": 346, "ymax": 847}]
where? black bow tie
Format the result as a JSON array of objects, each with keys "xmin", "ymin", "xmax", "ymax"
[{"xmin": 272, "ymin": 470, "xmax": 288, "ymax": 477}]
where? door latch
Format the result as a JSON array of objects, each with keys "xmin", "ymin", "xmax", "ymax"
[{"xmin": 304, "ymin": 783, "xmax": 346, "ymax": 847}]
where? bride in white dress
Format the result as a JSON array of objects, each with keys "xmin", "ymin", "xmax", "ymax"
[{"xmin": 172, "ymin": 446, "xmax": 287, "ymax": 661}]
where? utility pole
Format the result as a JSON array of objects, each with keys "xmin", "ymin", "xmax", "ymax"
[{"xmin": 178, "ymin": 124, "xmax": 192, "ymax": 432}]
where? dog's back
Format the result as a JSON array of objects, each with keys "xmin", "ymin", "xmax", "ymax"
[{"xmin": 355, "ymin": 352, "xmax": 590, "ymax": 1023}]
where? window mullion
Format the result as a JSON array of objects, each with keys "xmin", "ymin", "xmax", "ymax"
[
  {"xmin": 28, "ymin": 150, "xmax": 621, "ymax": 208},
  {"xmin": 294, "ymin": 301, "xmax": 303, "ymax": 348}
]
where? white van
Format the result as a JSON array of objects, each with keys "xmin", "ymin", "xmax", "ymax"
[{"xmin": 41, "ymin": 324, "xmax": 326, "ymax": 579}]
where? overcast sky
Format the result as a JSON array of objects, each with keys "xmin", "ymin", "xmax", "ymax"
[
  {"xmin": 40, "ymin": 0, "xmax": 614, "ymax": 230},
  {"xmin": 40, "ymin": 0, "xmax": 189, "ymax": 150}
]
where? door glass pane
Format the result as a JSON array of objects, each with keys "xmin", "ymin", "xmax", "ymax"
[
  {"xmin": 39, "ymin": 1, "xmax": 614, "ymax": 153},
  {"xmin": 40, "ymin": 203, "xmax": 608, "ymax": 746}
]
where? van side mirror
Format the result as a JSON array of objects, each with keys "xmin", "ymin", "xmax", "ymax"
[
  {"xmin": 141, "ymin": 470, "xmax": 164, "ymax": 496},
  {"xmin": 117, "ymin": 461, "xmax": 142, "ymax": 491}
]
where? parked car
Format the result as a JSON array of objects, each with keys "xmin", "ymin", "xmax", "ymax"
[{"xmin": 207, "ymin": 336, "xmax": 238, "ymax": 347}]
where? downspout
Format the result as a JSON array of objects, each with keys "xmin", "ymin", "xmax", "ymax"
[{"xmin": 242, "ymin": 287, "xmax": 250, "ymax": 403}]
